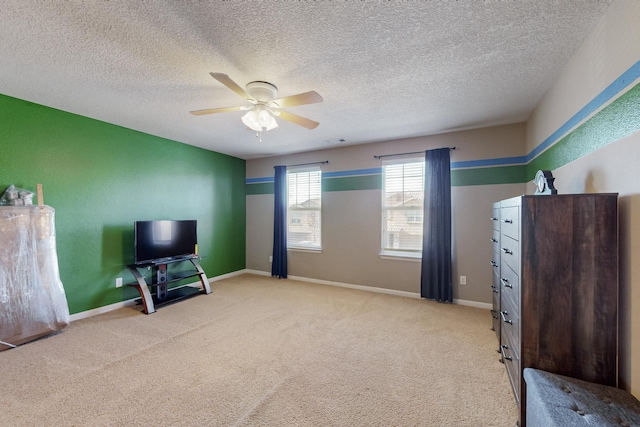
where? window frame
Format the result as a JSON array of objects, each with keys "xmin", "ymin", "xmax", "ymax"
[
  {"xmin": 380, "ymin": 157, "xmax": 425, "ymax": 259},
  {"xmin": 286, "ymin": 166, "xmax": 322, "ymax": 251}
]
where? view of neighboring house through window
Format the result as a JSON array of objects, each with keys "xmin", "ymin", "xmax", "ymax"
[
  {"xmin": 381, "ymin": 158, "xmax": 424, "ymax": 257},
  {"xmin": 287, "ymin": 167, "xmax": 322, "ymax": 250}
]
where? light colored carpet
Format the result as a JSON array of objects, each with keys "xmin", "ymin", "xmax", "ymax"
[{"xmin": 0, "ymin": 274, "xmax": 518, "ymax": 426}]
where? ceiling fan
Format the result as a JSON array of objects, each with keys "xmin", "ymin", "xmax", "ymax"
[{"xmin": 190, "ymin": 73, "xmax": 323, "ymax": 135}]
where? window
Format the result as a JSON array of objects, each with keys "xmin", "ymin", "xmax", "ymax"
[
  {"xmin": 287, "ymin": 167, "xmax": 322, "ymax": 250},
  {"xmin": 382, "ymin": 158, "xmax": 424, "ymax": 257}
]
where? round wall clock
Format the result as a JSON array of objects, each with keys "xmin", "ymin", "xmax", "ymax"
[{"xmin": 534, "ymin": 170, "xmax": 558, "ymax": 195}]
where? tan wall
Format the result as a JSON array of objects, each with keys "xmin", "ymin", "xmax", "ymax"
[
  {"xmin": 525, "ymin": 0, "xmax": 640, "ymax": 394},
  {"xmin": 246, "ymin": 124, "xmax": 526, "ymax": 305}
]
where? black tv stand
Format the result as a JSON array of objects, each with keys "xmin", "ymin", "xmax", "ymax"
[{"xmin": 126, "ymin": 257, "xmax": 211, "ymax": 314}]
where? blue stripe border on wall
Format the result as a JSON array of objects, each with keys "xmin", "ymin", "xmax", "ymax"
[
  {"xmin": 527, "ymin": 60, "xmax": 640, "ymax": 162},
  {"xmin": 246, "ymin": 177, "xmax": 274, "ymax": 184}
]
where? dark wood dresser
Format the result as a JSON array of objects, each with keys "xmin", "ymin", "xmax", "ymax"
[{"xmin": 493, "ymin": 194, "xmax": 618, "ymax": 427}]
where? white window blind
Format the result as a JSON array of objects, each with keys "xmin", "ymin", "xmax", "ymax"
[
  {"xmin": 381, "ymin": 158, "xmax": 424, "ymax": 257},
  {"xmin": 287, "ymin": 167, "xmax": 322, "ymax": 250}
]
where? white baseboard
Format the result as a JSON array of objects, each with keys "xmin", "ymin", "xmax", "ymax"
[
  {"xmin": 70, "ymin": 299, "xmax": 139, "ymax": 322},
  {"xmin": 70, "ymin": 268, "xmax": 491, "ymax": 321},
  {"xmin": 70, "ymin": 268, "xmax": 248, "ymax": 322},
  {"xmin": 453, "ymin": 299, "xmax": 492, "ymax": 310},
  {"xmin": 209, "ymin": 269, "xmax": 247, "ymax": 282},
  {"xmin": 243, "ymin": 270, "xmax": 492, "ymax": 310},
  {"xmin": 244, "ymin": 269, "xmax": 270, "ymax": 277},
  {"xmin": 289, "ymin": 274, "xmax": 423, "ymax": 299}
]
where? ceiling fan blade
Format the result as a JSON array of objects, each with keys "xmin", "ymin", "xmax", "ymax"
[
  {"xmin": 273, "ymin": 91, "xmax": 323, "ymax": 108},
  {"xmin": 278, "ymin": 110, "xmax": 320, "ymax": 129},
  {"xmin": 210, "ymin": 72, "xmax": 254, "ymax": 101},
  {"xmin": 190, "ymin": 106, "xmax": 246, "ymax": 116}
]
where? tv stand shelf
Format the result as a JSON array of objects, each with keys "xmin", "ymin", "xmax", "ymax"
[{"xmin": 126, "ymin": 257, "xmax": 211, "ymax": 314}]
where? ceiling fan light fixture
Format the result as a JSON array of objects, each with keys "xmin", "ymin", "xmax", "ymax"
[
  {"xmin": 258, "ymin": 108, "xmax": 278, "ymax": 130},
  {"xmin": 241, "ymin": 109, "xmax": 261, "ymax": 132},
  {"xmin": 242, "ymin": 106, "xmax": 278, "ymax": 132}
]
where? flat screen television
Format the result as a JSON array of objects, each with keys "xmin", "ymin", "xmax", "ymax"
[{"xmin": 134, "ymin": 220, "xmax": 197, "ymax": 265}]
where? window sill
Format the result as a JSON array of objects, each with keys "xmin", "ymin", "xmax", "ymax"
[
  {"xmin": 379, "ymin": 252, "xmax": 422, "ymax": 262},
  {"xmin": 288, "ymin": 247, "xmax": 322, "ymax": 254}
]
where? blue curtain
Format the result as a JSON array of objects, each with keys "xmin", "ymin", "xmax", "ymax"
[
  {"xmin": 420, "ymin": 148, "xmax": 452, "ymax": 302},
  {"xmin": 271, "ymin": 165, "xmax": 288, "ymax": 278}
]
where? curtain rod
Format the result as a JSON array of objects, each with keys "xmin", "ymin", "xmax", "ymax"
[
  {"xmin": 373, "ymin": 147, "xmax": 456, "ymax": 159},
  {"xmin": 276, "ymin": 160, "xmax": 329, "ymax": 168}
]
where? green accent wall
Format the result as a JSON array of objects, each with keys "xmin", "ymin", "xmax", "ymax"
[
  {"xmin": 451, "ymin": 165, "xmax": 527, "ymax": 186},
  {"xmin": 323, "ymin": 175, "xmax": 382, "ymax": 192},
  {"xmin": 245, "ymin": 182, "xmax": 274, "ymax": 195},
  {"xmin": 0, "ymin": 94, "xmax": 246, "ymax": 314}
]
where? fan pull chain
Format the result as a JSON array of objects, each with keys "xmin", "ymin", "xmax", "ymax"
[{"xmin": 256, "ymin": 131, "xmax": 263, "ymax": 143}]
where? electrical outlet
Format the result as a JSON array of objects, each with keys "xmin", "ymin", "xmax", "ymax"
[
  {"xmin": 115, "ymin": 277, "xmax": 123, "ymax": 288},
  {"xmin": 460, "ymin": 276, "xmax": 467, "ymax": 285},
  {"xmin": 269, "ymin": 255, "xmax": 273, "ymax": 263}
]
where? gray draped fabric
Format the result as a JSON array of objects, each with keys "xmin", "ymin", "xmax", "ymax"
[
  {"xmin": 420, "ymin": 148, "xmax": 452, "ymax": 302},
  {"xmin": 271, "ymin": 165, "xmax": 287, "ymax": 278}
]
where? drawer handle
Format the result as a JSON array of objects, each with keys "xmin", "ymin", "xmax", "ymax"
[
  {"xmin": 500, "ymin": 310, "xmax": 513, "ymax": 325},
  {"xmin": 490, "ymin": 217, "xmax": 498, "ymax": 221},
  {"xmin": 500, "ymin": 344, "xmax": 513, "ymax": 361},
  {"xmin": 502, "ymin": 219, "xmax": 513, "ymax": 224},
  {"xmin": 490, "ymin": 285, "xmax": 499, "ymax": 293},
  {"xmin": 500, "ymin": 278, "xmax": 513, "ymax": 288},
  {"xmin": 490, "ymin": 238, "xmax": 498, "ymax": 243},
  {"xmin": 490, "ymin": 261, "xmax": 498, "ymax": 267},
  {"xmin": 501, "ymin": 247, "xmax": 513, "ymax": 255}
]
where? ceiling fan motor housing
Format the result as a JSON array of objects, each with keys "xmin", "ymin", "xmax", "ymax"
[{"xmin": 246, "ymin": 81, "xmax": 278, "ymax": 103}]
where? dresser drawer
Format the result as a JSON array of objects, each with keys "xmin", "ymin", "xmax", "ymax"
[
  {"xmin": 492, "ymin": 271, "xmax": 501, "ymax": 308},
  {"xmin": 493, "ymin": 269, "xmax": 501, "ymax": 289},
  {"xmin": 491, "ymin": 282, "xmax": 500, "ymax": 310},
  {"xmin": 500, "ymin": 296, "xmax": 520, "ymax": 357},
  {"xmin": 500, "ymin": 263, "xmax": 519, "ymax": 313},
  {"xmin": 500, "ymin": 235, "xmax": 520, "ymax": 275},
  {"xmin": 501, "ymin": 330, "xmax": 521, "ymax": 406},
  {"xmin": 491, "ymin": 229, "xmax": 500, "ymax": 252},
  {"xmin": 492, "ymin": 248, "xmax": 500, "ymax": 269},
  {"xmin": 491, "ymin": 206, "xmax": 500, "ymax": 231},
  {"xmin": 491, "ymin": 283, "xmax": 500, "ymax": 340},
  {"xmin": 501, "ymin": 206, "xmax": 519, "ymax": 241}
]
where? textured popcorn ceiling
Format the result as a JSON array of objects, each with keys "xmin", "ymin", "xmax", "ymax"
[{"xmin": 0, "ymin": 0, "xmax": 612, "ymax": 159}]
